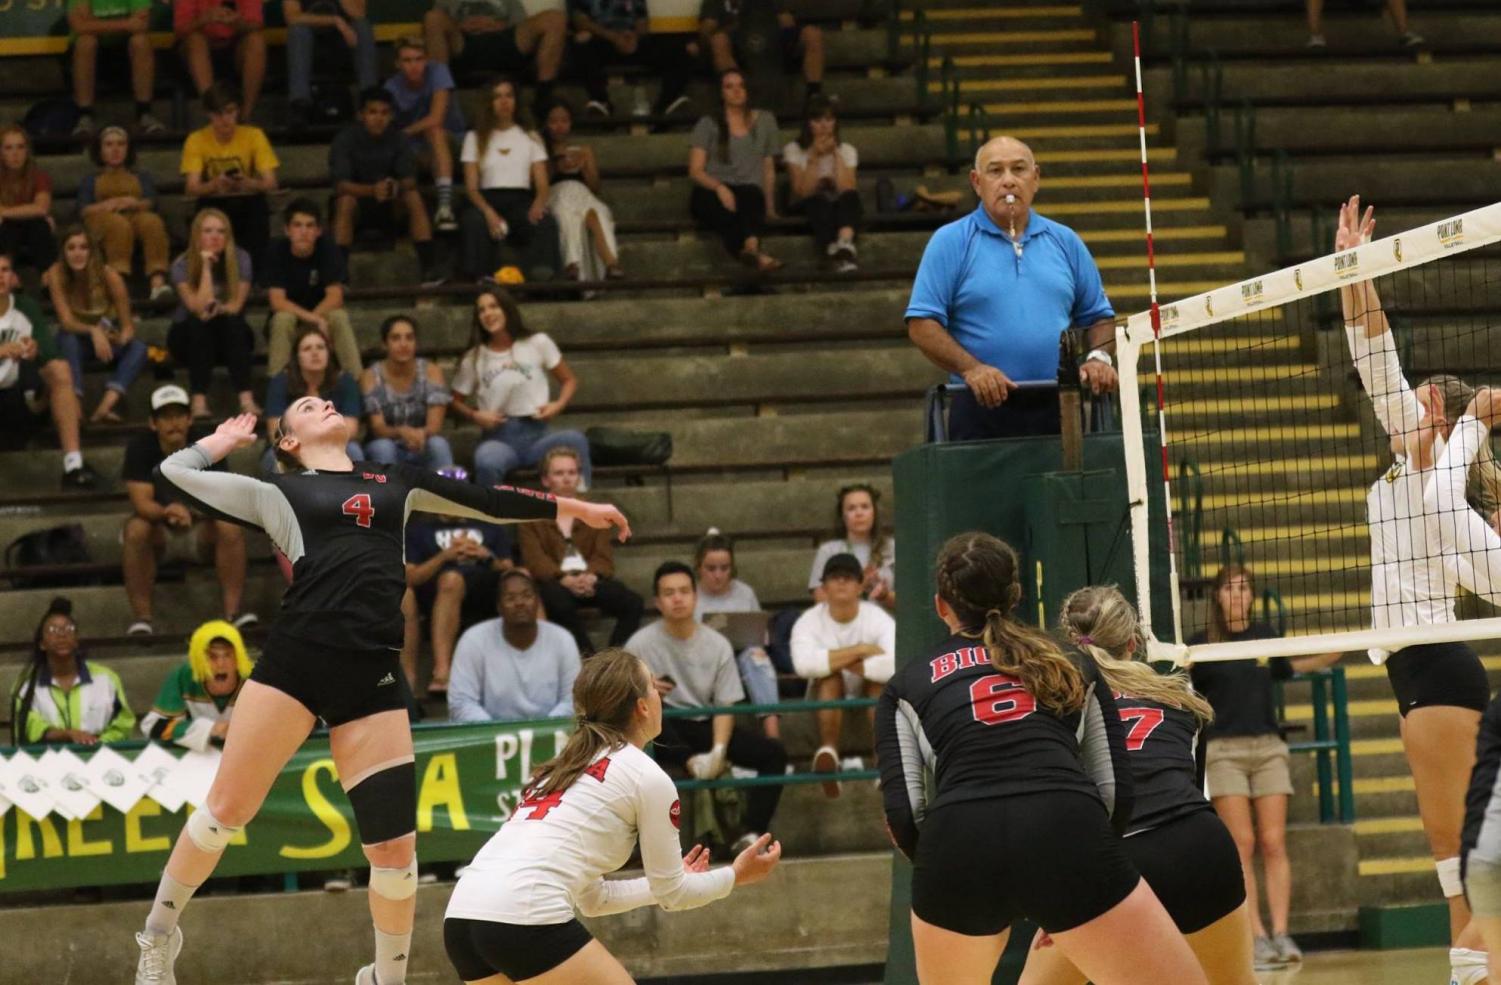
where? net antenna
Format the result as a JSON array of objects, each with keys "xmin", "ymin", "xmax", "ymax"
[{"xmin": 1120, "ymin": 203, "xmax": 1501, "ymax": 665}]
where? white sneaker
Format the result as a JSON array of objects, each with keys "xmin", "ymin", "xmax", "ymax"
[
  {"xmin": 434, "ymin": 204, "xmax": 458, "ymax": 232},
  {"xmin": 663, "ymin": 94, "xmax": 692, "ymax": 116},
  {"xmin": 812, "ymin": 745, "xmax": 841, "ymax": 799},
  {"xmin": 354, "ymin": 964, "xmax": 377, "ymax": 985},
  {"xmin": 127, "ymin": 620, "xmax": 154, "ymax": 636},
  {"xmin": 135, "ymin": 927, "xmax": 183, "ymax": 984}
]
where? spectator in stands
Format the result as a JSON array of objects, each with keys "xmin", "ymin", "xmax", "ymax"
[
  {"xmin": 687, "ymin": 71, "xmax": 781, "ymax": 272},
  {"xmin": 174, "ymin": 0, "xmax": 267, "ymax": 121},
  {"xmin": 541, "ymin": 101, "xmax": 622, "ymax": 281},
  {"xmin": 405, "ymin": 465, "xmax": 518, "ymax": 695},
  {"xmin": 80, "ymin": 127, "xmax": 173, "ymax": 301},
  {"xmin": 0, "ymin": 126, "xmax": 58, "ymax": 278},
  {"xmin": 700, "ymin": 0, "xmax": 823, "ymax": 99},
  {"xmin": 907, "ymin": 135, "xmax": 1117, "ymax": 440},
  {"xmin": 0, "ymin": 253, "xmax": 100, "ymax": 488},
  {"xmin": 181, "ymin": 83, "xmax": 279, "ymax": 266},
  {"xmin": 262, "ymin": 198, "xmax": 360, "ymax": 377},
  {"xmin": 385, "ymin": 36, "xmax": 463, "ymax": 233},
  {"xmin": 568, "ymin": 0, "xmax": 696, "ymax": 118},
  {"xmin": 808, "ymin": 483, "xmax": 895, "ymax": 612},
  {"xmin": 631, "ymin": 560, "xmax": 788, "ymax": 849},
  {"xmin": 46, "ymin": 224, "xmax": 148, "ymax": 424},
  {"xmin": 284, "ymin": 0, "xmax": 377, "ymax": 128},
  {"xmin": 450, "ymin": 287, "xmax": 591, "ymax": 486},
  {"xmin": 362, "ymin": 315, "xmax": 454, "ymax": 468},
  {"xmin": 791, "ymin": 552, "xmax": 895, "ymax": 798},
  {"xmin": 67, "ymin": 0, "xmax": 165, "ymax": 137},
  {"xmin": 1306, "ymin": 0, "xmax": 1421, "ymax": 49},
  {"xmin": 519, "ymin": 446, "xmax": 642, "ymax": 654},
  {"xmin": 330, "ymin": 87, "xmax": 442, "ymax": 286},
  {"xmin": 168, "ymin": 208, "xmax": 258, "ymax": 419},
  {"xmin": 9, "ymin": 596, "xmax": 135, "ymax": 746},
  {"xmin": 263, "ymin": 324, "xmax": 365, "ymax": 470},
  {"xmin": 449, "ymin": 569, "xmax": 580, "ymax": 721},
  {"xmin": 784, "ymin": 95, "xmax": 860, "ymax": 272},
  {"xmin": 122, "ymin": 383, "xmax": 252, "ymax": 635},
  {"xmin": 139, "ymin": 619, "xmax": 253, "ymax": 750},
  {"xmin": 1189, "ymin": 564, "xmax": 1339, "ymax": 968},
  {"xmin": 424, "ymin": 0, "xmax": 566, "ymax": 118},
  {"xmin": 695, "ymin": 528, "xmax": 779, "ymax": 739},
  {"xmin": 459, "ymin": 78, "xmax": 561, "ymax": 282}
]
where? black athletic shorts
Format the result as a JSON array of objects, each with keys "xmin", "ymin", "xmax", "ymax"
[
  {"xmin": 444, "ymin": 916, "xmax": 593, "ymax": 982},
  {"xmin": 455, "ymin": 27, "xmax": 527, "ymax": 74},
  {"xmin": 911, "ymin": 791, "xmax": 1140, "ymax": 936},
  {"xmin": 1385, "ymin": 641, "xmax": 1490, "ymax": 716},
  {"xmin": 251, "ymin": 631, "xmax": 407, "ymax": 726},
  {"xmin": 1125, "ymin": 809, "xmax": 1245, "ymax": 934}
]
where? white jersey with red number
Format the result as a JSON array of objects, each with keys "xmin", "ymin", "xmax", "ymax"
[{"xmin": 446, "ymin": 742, "xmax": 736, "ymax": 925}]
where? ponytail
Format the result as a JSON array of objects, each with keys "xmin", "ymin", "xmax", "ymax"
[{"xmin": 524, "ymin": 648, "xmax": 649, "ymax": 799}]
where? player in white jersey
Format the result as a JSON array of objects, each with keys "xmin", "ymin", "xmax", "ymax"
[
  {"xmin": 444, "ymin": 647, "xmax": 783, "ymax": 983},
  {"xmin": 1338, "ymin": 196, "xmax": 1495, "ymax": 982}
]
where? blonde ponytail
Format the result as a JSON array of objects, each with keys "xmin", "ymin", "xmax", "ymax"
[{"xmin": 525, "ymin": 648, "xmax": 649, "ymax": 799}]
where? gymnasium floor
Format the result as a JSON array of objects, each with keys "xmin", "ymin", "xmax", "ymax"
[{"xmin": 1263, "ymin": 947, "xmax": 1448, "ymax": 984}]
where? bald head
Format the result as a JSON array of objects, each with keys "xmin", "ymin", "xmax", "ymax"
[
  {"xmin": 970, "ymin": 135, "xmax": 1042, "ymax": 231},
  {"xmin": 973, "ymin": 136, "xmax": 1035, "ymax": 174}
]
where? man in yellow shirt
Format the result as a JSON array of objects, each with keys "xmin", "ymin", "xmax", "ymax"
[{"xmin": 180, "ymin": 81, "xmax": 279, "ymax": 265}]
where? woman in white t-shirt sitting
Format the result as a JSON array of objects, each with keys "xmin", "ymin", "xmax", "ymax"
[
  {"xmin": 809, "ymin": 482, "xmax": 896, "ymax": 613},
  {"xmin": 694, "ymin": 528, "xmax": 780, "ymax": 739},
  {"xmin": 783, "ymin": 95, "xmax": 862, "ymax": 272},
  {"xmin": 459, "ymin": 77, "xmax": 562, "ymax": 282},
  {"xmin": 449, "ymin": 287, "xmax": 592, "ymax": 489}
]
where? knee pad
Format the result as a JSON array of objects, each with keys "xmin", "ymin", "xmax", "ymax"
[
  {"xmin": 185, "ymin": 806, "xmax": 242, "ymax": 854},
  {"xmin": 1439, "ymin": 855, "xmax": 1465, "ymax": 898},
  {"xmin": 1451, "ymin": 947, "xmax": 1488, "ymax": 985},
  {"xmin": 369, "ymin": 856, "xmax": 419, "ymax": 902},
  {"xmin": 347, "ymin": 760, "xmax": 417, "ymax": 846}
]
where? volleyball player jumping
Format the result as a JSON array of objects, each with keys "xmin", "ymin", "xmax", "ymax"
[
  {"xmin": 133, "ymin": 406, "xmax": 629, "ymax": 985},
  {"xmin": 1017, "ymin": 585, "xmax": 1257, "ymax": 985},
  {"xmin": 444, "ymin": 647, "xmax": 782, "ymax": 984},
  {"xmin": 1339, "ymin": 194, "xmax": 1499, "ymax": 982},
  {"xmin": 875, "ymin": 533, "xmax": 1209, "ymax": 985}
]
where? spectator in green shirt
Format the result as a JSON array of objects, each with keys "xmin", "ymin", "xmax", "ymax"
[
  {"xmin": 9, "ymin": 597, "xmax": 136, "ymax": 746},
  {"xmin": 68, "ymin": 0, "xmax": 165, "ymax": 137}
]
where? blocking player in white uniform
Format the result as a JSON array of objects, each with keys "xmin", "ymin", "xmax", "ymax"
[
  {"xmin": 1339, "ymin": 195, "xmax": 1499, "ymax": 983},
  {"xmin": 444, "ymin": 647, "xmax": 783, "ymax": 984}
]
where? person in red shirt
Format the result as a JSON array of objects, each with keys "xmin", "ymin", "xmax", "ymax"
[{"xmin": 174, "ymin": 0, "xmax": 267, "ymax": 121}]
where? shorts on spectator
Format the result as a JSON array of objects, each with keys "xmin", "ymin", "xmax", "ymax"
[
  {"xmin": 348, "ymin": 197, "xmax": 400, "ymax": 238},
  {"xmin": 0, "ymin": 374, "xmax": 45, "ymax": 451},
  {"xmin": 1205, "ymin": 733, "xmax": 1293, "ymax": 800},
  {"xmin": 120, "ymin": 519, "xmax": 213, "ymax": 564},
  {"xmin": 454, "ymin": 28, "xmax": 528, "ymax": 76},
  {"xmin": 415, "ymin": 567, "xmax": 503, "ymax": 623}
]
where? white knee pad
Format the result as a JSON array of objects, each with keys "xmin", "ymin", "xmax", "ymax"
[
  {"xmin": 1438, "ymin": 856, "xmax": 1465, "ymax": 898},
  {"xmin": 369, "ymin": 857, "xmax": 418, "ymax": 901},
  {"xmin": 1451, "ymin": 947, "xmax": 1488, "ymax": 985},
  {"xmin": 185, "ymin": 807, "xmax": 242, "ymax": 854}
]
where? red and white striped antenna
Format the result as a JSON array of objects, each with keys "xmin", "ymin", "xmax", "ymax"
[{"xmin": 1131, "ymin": 20, "xmax": 1183, "ymax": 644}]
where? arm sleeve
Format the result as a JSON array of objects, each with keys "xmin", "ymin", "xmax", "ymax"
[
  {"xmin": 404, "ymin": 465, "xmax": 559, "ymax": 524},
  {"xmin": 157, "ymin": 445, "xmax": 303, "ymax": 556},
  {"xmin": 689, "ymin": 116, "xmax": 717, "ymax": 153},
  {"xmin": 790, "ymin": 611, "xmax": 831, "ymax": 679},
  {"xmin": 251, "ymin": 128, "xmax": 278, "ymax": 172},
  {"xmin": 1346, "ymin": 324, "xmax": 1423, "ymax": 442},
  {"xmin": 1075, "ymin": 657, "xmax": 1134, "ymax": 835},
  {"xmin": 712, "ymin": 638, "xmax": 747, "ymax": 706},
  {"xmin": 445, "ymin": 631, "xmax": 491, "ymax": 723},
  {"xmin": 904, "ymin": 224, "xmax": 961, "ymax": 326},
  {"xmin": 875, "ymin": 680, "xmax": 928, "ymax": 860},
  {"xmin": 460, "ymin": 131, "xmax": 479, "ymax": 165},
  {"xmin": 862, "ymin": 608, "xmax": 897, "ymax": 684},
  {"xmin": 636, "ymin": 767, "xmax": 737, "ymax": 911},
  {"xmin": 1430, "ymin": 416, "xmax": 1501, "ymax": 605}
]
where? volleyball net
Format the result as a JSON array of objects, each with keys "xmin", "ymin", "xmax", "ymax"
[{"xmin": 1120, "ymin": 202, "xmax": 1501, "ymax": 663}]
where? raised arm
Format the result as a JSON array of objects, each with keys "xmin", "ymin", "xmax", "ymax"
[
  {"xmin": 405, "ymin": 467, "xmax": 632, "ymax": 540},
  {"xmin": 158, "ymin": 414, "xmax": 302, "ymax": 556}
]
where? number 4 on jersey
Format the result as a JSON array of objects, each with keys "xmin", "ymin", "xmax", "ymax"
[{"xmin": 341, "ymin": 493, "xmax": 375, "ymax": 528}]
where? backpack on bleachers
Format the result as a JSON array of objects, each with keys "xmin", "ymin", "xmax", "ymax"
[
  {"xmin": 5, "ymin": 523, "xmax": 95, "ymax": 589},
  {"xmin": 22, "ymin": 98, "xmax": 80, "ymax": 139}
]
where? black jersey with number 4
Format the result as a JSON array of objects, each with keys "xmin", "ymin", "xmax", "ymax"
[
  {"xmin": 1113, "ymin": 692, "xmax": 1211, "ymax": 837},
  {"xmin": 875, "ymin": 631, "xmax": 1134, "ymax": 860},
  {"xmin": 160, "ymin": 445, "xmax": 557, "ymax": 649}
]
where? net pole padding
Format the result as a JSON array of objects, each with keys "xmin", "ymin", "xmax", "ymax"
[
  {"xmin": 1122, "ymin": 201, "xmax": 1501, "ymax": 346},
  {"xmin": 1131, "ymin": 19, "xmax": 1185, "ymax": 645},
  {"xmin": 1160, "ymin": 616, "xmax": 1501, "ymax": 664},
  {"xmin": 1117, "ymin": 326, "xmax": 1158, "ymax": 639}
]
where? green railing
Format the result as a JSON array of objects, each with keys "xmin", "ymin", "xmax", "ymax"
[
  {"xmin": 662, "ymin": 698, "xmax": 881, "ymax": 792},
  {"xmin": 1277, "ymin": 667, "xmax": 1357, "ymax": 823}
]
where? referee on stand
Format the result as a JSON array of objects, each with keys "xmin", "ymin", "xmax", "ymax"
[{"xmin": 906, "ymin": 136, "xmax": 1119, "ymax": 440}]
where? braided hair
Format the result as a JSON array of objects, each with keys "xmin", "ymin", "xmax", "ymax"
[
  {"xmin": 934, "ymin": 533, "xmax": 1085, "ymax": 714},
  {"xmin": 10, "ymin": 597, "xmax": 75, "ymax": 746}
]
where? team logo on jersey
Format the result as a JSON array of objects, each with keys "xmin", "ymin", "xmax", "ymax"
[
  {"xmin": 377, "ymin": 672, "xmax": 396, "ymax": 686},
  {"xmin": 361, "ymin": 472, "xmax": 388, "ymax": 483},
  {"xmin": 669, "ymin": 799, "xmax": 682, "ymax": 830}
]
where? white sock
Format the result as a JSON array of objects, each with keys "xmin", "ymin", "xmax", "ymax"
[
  {"xmin": 145, "ymin": 872, "xmax": 199, "ymax": 936},
  {"xmin": 63, "ymin": 451, "xmax": 83, "ymax": 472},
  {"xmin": 374, "ymin": 926, "xmax": 412, "ymax": 984}
]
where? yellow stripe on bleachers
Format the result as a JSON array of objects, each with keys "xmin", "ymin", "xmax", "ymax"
[{"xmin": 0, "ymin": 22, "xmax": 421, "ymax": 56}]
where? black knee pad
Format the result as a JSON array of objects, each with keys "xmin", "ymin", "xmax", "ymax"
[{"xmin": 347, "ymin": 761, "xmax": 417, "ymax": 845}]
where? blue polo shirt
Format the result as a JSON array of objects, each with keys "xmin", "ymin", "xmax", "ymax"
[{"xmin": 905, "ymin": 206, "xmax": 1115, "ymax": 384}]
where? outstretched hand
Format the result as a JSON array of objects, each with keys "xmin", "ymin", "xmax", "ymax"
[
  {"xmin": 682, "ymin": 844, "xmax": 711, "ymax": 873},
  {"xmin": 215, "ymin": 413, "xmax": 260, "ymax": 448},
  {"xmin": 1334, "ymin": 194, "xmax": 1375, "ymax": 252},
  {"xmin": 1470, "ymin": 387, "xmax": 1501, "ymax": 430},
  {"xmin": 562, "ymin": 499, "xmax": 632, "ymax": 542},
  {"xmin": 730, "ymin": 833, "xmax": 782, "ymax": 887}
]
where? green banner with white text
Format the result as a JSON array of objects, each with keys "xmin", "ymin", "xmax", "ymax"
[{"xmin": 0, "ymin": 718, "xmax": 569, "ymax": 894}]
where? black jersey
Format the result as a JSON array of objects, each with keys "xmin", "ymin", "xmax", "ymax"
[
  {"xmin": 875, "ymin": 631, "xmax": 1133, "ymax": 860},
  {"xmin": 1113, "ymin": 692, "xmax": 1211, "ymax": 837},
  {"xmin": 160, "ymin": 445, "xmax": 557, "ymax": 649}
]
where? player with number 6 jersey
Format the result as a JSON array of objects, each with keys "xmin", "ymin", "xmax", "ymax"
[
  {"xmin": 1018, "ymin": 586, "xmax": 1257, "ymax": 985},
  {"xmin": 446, "ymin": 648, "xmax": 783, "ymax": 984},
  {"xmin": 875, "ymin": 533, "xmax": 1209, "ymax": 985},
  {"xmin": 134, "ymin": 405, "xmax": 631, "ymax": 985}
]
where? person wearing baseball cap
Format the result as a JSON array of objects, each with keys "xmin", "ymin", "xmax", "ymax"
[
  {"xmin": 119, "ymin": 383, "xmax": 255, "ymax": 636},
  {"xmin": 790, "ymin": 551, "xmax": 897, "ymax": 798}
]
